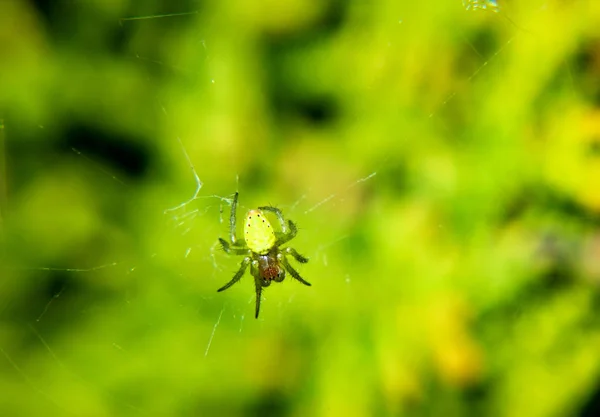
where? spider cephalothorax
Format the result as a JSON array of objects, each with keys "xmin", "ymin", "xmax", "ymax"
[{"xmin": 217, "ymin": 192, "xmax": 311, "ymax": 318}]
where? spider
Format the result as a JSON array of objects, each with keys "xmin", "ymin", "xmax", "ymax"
[{"xmin": 217, "ymin": 192, "xmax": 311, "ymax": 318}]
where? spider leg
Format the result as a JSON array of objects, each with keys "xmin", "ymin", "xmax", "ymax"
[
  {"xmin": 220, "ymin": 192, "xmax": 248, "ymax": 253},
  {"xmin": 276, "ymin": 220, "xmax": 298, "ymax": 246},
  {"xmin": 219, "ymin": 238, "xmax": 248, "ymax": 255},
  {"xmin": 257, "ymin": 205, "xmax": 299, "ymax": 246},
  {"xmin": 217, "ymin": 257, "xmax": 251, "ymax": 292},
  {"xmin": 248, "ymin": 261, "xmax": 261, "ymax": 319},
  {"xmin": 250, "ymin": 261, "xmax": 273, "ymax": 318},
  {"xmin": 258, "ymin": 205, "xmax": 287, "ymax": 233},
  {"xmin": 284, "ymin": 247, "xmax": 309, "ymax": 263},
  {"xmin": 279, "ymin": 254, "xmax": 311, "ymax": 286},
  {"xmin": 253, "ymin": 274, "xmax": 264, "ymax": 319},
  {"xmin": 229, "ymin": 192, "xmax": 239, "ymax": 245}
]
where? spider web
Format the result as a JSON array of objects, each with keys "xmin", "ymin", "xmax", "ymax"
[{"xmin": 0, "ymin": 1, "xmax": 559, "ymax": 415}]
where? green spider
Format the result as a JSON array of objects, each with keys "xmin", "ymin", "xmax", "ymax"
[{"xmin": 217, "ymin": 192, "xmax": 311, "ymax": 318}]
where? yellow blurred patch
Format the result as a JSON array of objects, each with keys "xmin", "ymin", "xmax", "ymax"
[
  {"xmin": 545, "ymin": 107, "xmax": 600, "ymax": 211},
  {"xmin": 426, "ymin": 295, "xmax": 483, "ymax": 387}
]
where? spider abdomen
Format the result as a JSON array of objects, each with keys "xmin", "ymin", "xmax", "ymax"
[{"xmin": 245, "ymin": 209, "xmax": 276, "ymax": 254}]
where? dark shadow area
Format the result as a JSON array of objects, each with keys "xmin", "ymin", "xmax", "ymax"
[{"xmin": 60, "ymin": 123, "xmax": 152, "ymax": 180}]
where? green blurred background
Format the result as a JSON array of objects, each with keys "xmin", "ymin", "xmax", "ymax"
[{"xmin": 2, "ymin": 0, "xmax": 600, "ymax": 416}]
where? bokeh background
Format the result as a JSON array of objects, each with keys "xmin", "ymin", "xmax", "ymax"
[{"xmin": 2, "ymin": 0, "xmax": 600, "ymax": 416}]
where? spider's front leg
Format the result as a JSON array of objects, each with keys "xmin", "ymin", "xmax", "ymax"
[
  {"xmin": 284, "ymin": 247, "xmax": 308, "ymax": 263},
  {"xmin": 278, "ymin": 253, "xmax": 311, "ymax": 286},
  {"xmin": 251, "ymin": 261, "xmax": 271, "ymax": 318},
  {"xmin": 217, "ymin": 256, "xmax": 251, "ymax": 292}
]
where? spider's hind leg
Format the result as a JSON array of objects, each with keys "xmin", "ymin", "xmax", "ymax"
[
  {"xmin": 219, "ymin": 238, "xmax": 249, "ymax": 255},
  {"xmin": 275, "ymin": 220, "xmax": 298, "ymax": 246},
  {"xmin": 229, "ymin": 192, "xmax": 240, "ymax": 245},
  {"xmin": 258, "ymin": 205, "xmax": 288, "ymax": 233}
]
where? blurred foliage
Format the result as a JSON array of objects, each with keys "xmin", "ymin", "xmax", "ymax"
[{"xmin": 1, "ymin": 0, "xmax": 600, "ymax": 416}]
